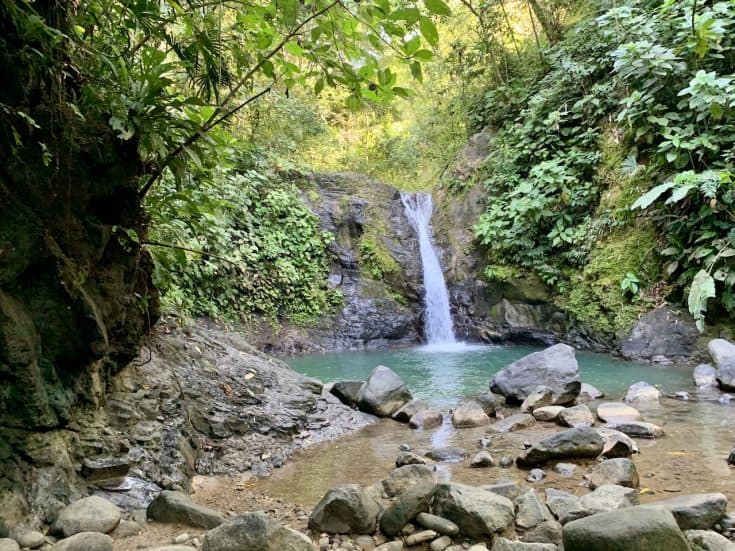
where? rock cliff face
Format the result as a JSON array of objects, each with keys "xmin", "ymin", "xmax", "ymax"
[{"xmin": 244, "ymin": 172, "xmax": 426, "ymax": 353}]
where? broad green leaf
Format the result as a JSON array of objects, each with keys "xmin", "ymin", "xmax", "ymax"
[
  {"xmin": 665, "ymin": 183, "xmax": 695, "ymax": 204},
  {"xmin": 419, "ymin": 16, "xmax": 438, "ymax": 47},
  {"xmin": 424, "ymin": 0, "xmax": 451, "ymax": 16},
  {"xmin": 688, "ymin": 269, "xmax": 716, "ymax": 332},
  {"xmin": 631, "ymin": 181, "xmax": 676, "ymax": 210}
]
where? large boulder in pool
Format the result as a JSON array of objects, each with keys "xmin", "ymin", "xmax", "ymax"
[
  {"xmin": 709, "ymin": 339, "xmax": 735, "ymax": 391},
  {"xmin": 563, "ymin": 507, "xmax": 690, "ymax": 551},
  {"xmin": 490, "ymin": 344, "xmax": 580, "ymax": 405},
  {"xmin": 516, "ymin": 428, "xmax": 604, "ymax": 468},
  {"xmin": 356, "ymin": 365, "xmax": 412, "ymax": 417},
  {"xmin": 308, "ymin": 484, "xmax": 380, "ymax": 534}
]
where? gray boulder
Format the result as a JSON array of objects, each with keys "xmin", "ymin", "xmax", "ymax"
[
  {"xmin": 470, "ymin": 451, "xmax": 496, "ymax": 468},
  {"xmin": 515, "ymin": 490, "xmax": 550, "ymax": 531},
  {"xmin": 685, "ymin": 529, "xmax": 735, "ymax": 550},
  {"xmin": 516, "ymin": 428, "xmax": 604, "ymax": 468},
  {"xmin": 579, "ymin": 484, "xmax": 639, "ymax": 515},
  {"xmin": 640, "ymin": 493, "xmax": 727, "ymax": 530},
  {"xmin": 55, "ymin": 496, "xmax": 121, "ymax": 537},
  {"xmin": 483, "ymin": 479, "xmax": 522, "ymax": 501},
  {"xmin": 451, "ymin": 401, "xmax": 491, "ymax": 428},
  {"xmin": 14, "ymin": 530, "xmax": 45, "ymax": 549},
  {"xmin": 330, "ymin": 381, "xmax": 364, "ymax": 407},
  {"xmin": 392, "ymin": 399, "xmax": 428, "ymax": 423},
  {"xmin": 523, "ymin": 520, "xmax": 563, "ymax": 548},
  {"xmin": 408, "ymin": 409, "xmax": 442, "ymax": 429},
  {"xmin": 473, "ymin": 393, "xmax": 500, "ymax": 416},
  {"xmin": 579, "ymin": 383, "xmax": 604, "ymax": 400},
  {"xmin": 596, "ymin": 402, "xmax": 641, "ymax": 423},
  {"xmin": 379, "ymin": 481, "xmax": 436, "ymax": 537},
  {"xmin": 147, "ymin": 491, "xmax": 225, "ymax": 529},
  {"xmin": 607, "ymin": 421, "xmax": 664, "ymax": 439},
  {"xmin": 694, "ymin": 364, "xmax": 717, "ymax": 388},
  {"xmin": 357, "ymin": 366, "xmax": 412, "ymax": 417},
  {"xmin": 381, "ymin": 465, "xmax": 437, "ymax": 498},
  {"xmin": 544, "ymin": 489, "xmax": 587, "ymax": 525},
  {"xmin": 490, "ymin": 538, "xmax": 558, "ymax": 550},
  {"xmin": 620, "ymin": 305, "xmax": 699, "ymax": 362},
  {"xmin": 563, "ymin": 507, "xmax": 689, "ymax": 551},
  {"xmin": 624, "ymin": 381, "xmax": 660, "ymax": 404},
  {"xmin": 432, "ymin": 483, "xmax": 514, "ymax": 538},
  {"xmin": 308, "ymin": 484, "xmax": 380, "ymax": 534},
  {"xmin": 558, "ymin": 404, "xmax": 594, "ymax": 429},
  {"xmin": 710, "ymin": 339, "xmax": 735, "ymax": 390},
  {"xmin": 0, "ymin": 539, "xmax": 19, "ymax": 551},
  {"xmin": 491, "ymin": 413, "xmax": 536, "ymax": 433},
  {"xmin": 396, "ymin": 451, "xmax": 429, "ymax": 467},
  {"xmin": 52, "ymin": 532, "xmax": 113, "ymax": 551},
  {"xmin": 595, "ymin": 427, "xmax": 638, "ymax": 458},
  {"xmin": 202, "ymin": 512, "xmax": 315, "ymax": 551},
  {"xmin": 532, "ymin": 406, "xmax": 565, "ymax": 422},
  {"xmin": 588, "ymin": 458, "xmax": 639, "ymax": 489},
  {"xmin": 490, "ymin": 344, "xmax": 580, "ymax": 405},
  {"xmin": 521, "ymin": 386, "xmax": 554, "ymax": 413}
]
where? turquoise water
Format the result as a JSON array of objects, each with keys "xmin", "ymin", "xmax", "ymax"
[{"xmin": 286, "ymin": 344, "xmax": 694, "ymax": 408}]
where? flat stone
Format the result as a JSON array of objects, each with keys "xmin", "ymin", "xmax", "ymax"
[
  {"xmin": 533, "ymin": 407, "xmax": 565, "ymax": 422},
  {"xmin": 415, "ymin": 513, "xmax": 459, "ymax": 536},
  {"xmin": 579, "ymin": 484, "xmax": 639, "ymax": 515},
  {"xmin": 404, "ymin": 530, "xmax": 437, "ymax": 546},
  {"xmin": 357, "ymin": 366, "xmax": 412, "ymax": 417},
  {"xmin": 685, "ymin": 529, "xmax": 734, "ymax": 550},
  {"xmin": 81, "ymin": 457, "xmax": 130, "ymax": 482},
  {"xmin": 558, "ymin": 405, "xmax": 594, "ymax": 429},
  {"xmin": 640, "ymin": 493, "xmax": 728, "ymax": 530},
  {"xmin": 562, "ymin": 507, "xmax": 689, "ymax": 551},
  {"xmin": 451, "ymin": 401, "xmax": 491, "ymax": 428},
  {"xmin": 202, "ymin": 512, "xmax": 315, "ymax": 550},
  {"xmin": 55, "ymin": 496, "xmax": 121, "ymax": 537},
  {"xmin": 516, "ymin": 428, "xmax": 604, "ymax": 468},
  {"xmin": 53, "ymin": 532, "xmax": 113, "ymax": 551},
  {"xmin": 515, "ymin": 490, "xmax": 550, "ymax": 530},
  {"xmin": 425, "ymin": 447, "xmax": 468, "ymax": 463},
  {"xmin": 589, "ymin": 458, "xmax": 639, "ymax": 489},
  {"xmin": 409, "ymin": 409, "xmax": 443, "ymax": 430},
  {"xmin": 596, "ymin": 403, "xmax": 642, "ymax": 424},
  {"xmin": 624, "ymin": 381, "xmax": 661, "ymax": 403},
  {"xmin": 147, "ymin": 491, "xmax": 225, "ymax": 529},
  {"xmin": 482, "ymin": 479, "xmax": 521, "ymax": 501},
  {"xmin": 490, "ymin": 538, "xmax": 558, "ymax": 550},
  {"xmin": 379, "ymin": 481, "xmax": 436, "ymax": 537},
  {"xmin": 309, "ymin": 484, "xmax": 380, "ymax": 534},
  {"xmin": 433, "ymin": 483, "xmax": 514, "ymax": 538},
  {"xmin": 607, "ymin": 421, "xmax": 664, "ymax": 439},
  {"xmin": 381, "ymin": 464, "xmax": 437, "ymax": 498},
  {"xmin": 521, "ymin": 386, "xmax": 555, "ymax": 413},
  {"xmin": 544, "ymin": 489, "xmax": 587, "ymax": 525},
  {"xmin": 470, "ymin": 451, "xmax": 495, "ymax": 468},
  {"xmin": 491, "ymin": 414, "xmax": 536, "ymax": 433}
]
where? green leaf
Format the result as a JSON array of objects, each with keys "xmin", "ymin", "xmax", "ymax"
[
  {"xmin": 409, "ymin": 61, "xmax": 423, "ymax": 82},
  {"xmin": 419, "ymin": 16, "xmax": 439, "ymax": 47},
  {"xmin": 665, "ymin": 183, "xmax": 695, "ymax": 204},
  {"xmin": 630, "ymin": 181, "xmax": 677, "ymax": 210},
  {"xmin": 688, "ymin": 269, "xmax": 716, "ymax": 332},
  {"xmin": 424, "ymin": 0, "xmax": 451, "ymax": 16}
]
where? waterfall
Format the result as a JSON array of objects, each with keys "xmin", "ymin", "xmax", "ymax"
[{"xmin": 401, "ymin": 192, "xmax": 457, "ymax": 345}]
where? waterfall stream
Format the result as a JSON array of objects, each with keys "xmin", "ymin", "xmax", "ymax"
[{"xmin": 401, "ymin": 192, "xmax": 457, "ymax": 345}]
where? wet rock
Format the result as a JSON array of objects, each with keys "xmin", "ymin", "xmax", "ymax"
[
  {"xmin": 415, "ymin": 513, "xmax": 459, "ymax": 536},
  {"xmin": 147, "ymin": 491, "xmax": 225, "ymax": 529},
  {"xmin": 558, "ymin": 405, "xmax": 594, "ymax": 429},
  {"xmin": 579, "ymin": 484, "xmax": 639, "ymax": 515},
  {"xmin": 404, "ymin": 530, "xmax": 437, "ymax": 546},
  {"xmin": 527, "ymin": 469, "xmax": 546, "ymax": 482},
  {"xmin": 381, "ymin": 465, "xmax": 437, "ymax": 498},
  {"xmin": 309, "ymin": 485, "xmax": 381, "ymax": 534},
  {"xmin": 433, "ymin": 483, "xmax": 515, "ymax": 538},
  {"xmin": 490, "ymin": 344, "xmax": 580, "ymax": 405},
  {"xmin": 553, "ymin": 463, "xmax": 576, "ymax": 477},
  {"xmin": 499, "ymin": 455, "xmax": 514, "ymax": 468},
  {"xmin": 595, "ymin": 402, "xmax": 641, "ymax": 424},
  {"xmin": 490, "ymin": 538, "xmax": 557, "ymax": 550},
  {"xmin": 14, "ymin": 530, "xmax": 45, "ymax": 549},
  {"xmin": 0, "ymin": 540, "xmax": 19, "ymax": 551},
  {"xmin": 589, "ymin": 458, "xmax": 639, "ymax": 489},
  {"xmin": 515, "ymin": 490, "xmax": 550, "ymax": 530},
  {"xmin": 595, "ymin": 427, "xmax": 639, "ymax": 458},
  {"xmin": 640, "ymin": 493, "xmax": 727, "ymax": 530},
  {"xmin": 520, "ymin": 386, "xmax": 554, "ymax": 413},
  {"xmin": 80, "ymin": 457, "xmax": 130, "ymax": 482},
  {"xmin": 710, "ymin": 339, "xmax": 735, "ymax": 391},
  {"xmin": 55, "ymin": 496, "xmax": 121, "ymax": 537},
  {"xmin": 331, "ymin": 381, "xmax": 365, "ymax": 407},
  {"xmin": 483, "ymin": 479, "xmax": 521, "ymax": 501},
  {"xmin": 728, "ymin": 445, "xmax": 735, "ymax": 466},
  {"xmin": 396, "ymin": 452, "xmax": 428, "ymax": 467},
  {"xmin": 203, "ymin": 512, "xmax": 315, "ymax": 550},
  {"xmin": 523, "ymin": 520, "xmax": 563, "ymax": 547},
  {"xmin": 544, "ymin": 489, "xmax": 587, "ymax": 525},
  {"xmin": 451, "ymin": 401, "xmax": 491, "ymax": 428},
  {"xmin": 425, "ymin": 447, "xmax": 468, "ymax": 463},
  {"xmin": 579, "ymin": 384, "xmax": 603, "ymax": 400},
  {"xmin": 375, "ymin": 543, "xmax": 403, "ymax": 551},
  {"xmin": 564, "ymin": 507, "xmax": 689, "ymax": 551},
  {"xmin": 53, "ymin": 532, "xmax": 114, "ymax": 551},
  {"xmin": 357, "ymin": 366, "xmax": 412, "ymax": 417},
  {"xmin": 379, "ymin": 481, "xmax": 436, "ymax": 537},
  {"xmin": 624, "ymin": 381, "xmax": 661, "ymax": 404},
  {"xmin": 429, "ymin": 535, "xmax": 452, "ymax": 551},
  {"xmin": 491, "ymin": 414, "xmax": 536, "ymax": 433},
  {"xmin": 685, "ymin": 529, "xmax": 734, "ymax": 550},
  {"xmin": 607, "ymin": 421, "xmax": 664, "ymax": 439},
  {"xmin": 470, "ymin": 451, "xmax": 495, "ymax": 468},
  {"xmin": 393, "ymin": 399, "xmax": 428, "ymax": 423},
  {"xmin": 620, "ymin": 305, "xmax": 699, "ymax": 362},
  {"xmin": 409, "ymin": 410, "xmax": 443, "ymax": 430},
  {"xmin": 694, "ymin": 364, "xmax": 717, "ymax": 388},
  {"xmin": 473, "ymin": 393, "xmax": 500, "ymax": 416},
  {"xmin": 532, "ymin": 406, "xmax": 565, "ymax": 422},
  {"xmin": 516, "ymin": 428, "xmax": 604, "ymax": 468}
]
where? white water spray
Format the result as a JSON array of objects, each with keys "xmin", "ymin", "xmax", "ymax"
[{"xmin": 401, "ymin": 192, "xmax": 456, "ymax": 345}]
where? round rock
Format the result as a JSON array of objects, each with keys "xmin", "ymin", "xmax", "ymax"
[{"xmin": 55, "ymin": 496, "xmax": 121, "ymax": 537}]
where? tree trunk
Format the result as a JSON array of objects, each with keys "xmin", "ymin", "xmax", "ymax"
[{"xmin": 527, "ymin": 0, "xmax": 563, "ymax": 45}]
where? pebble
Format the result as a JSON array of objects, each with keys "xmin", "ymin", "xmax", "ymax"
[
  {"xmin": 15, "ymin": 530, "xmax": 45, "ymax": 549},
  {"xmin": 527, "ymin": 468, "xmax": 546, "ymax": 482},
  {"xmin": 173, "ymin": 533, "xmax": 191, "ymax": 544},
  {"xmin": 375, "ymin": 542, "xmax": 403, "ymax": 551},
  {"xmin": 553, "ymin": 463, "xmax": 577, "ymax": 477},
  {"xmin": 416, "ymin": 513, "xmax": 459, "ymax": 536},
  {"xmin": 399, "ymin": 444, "xmax": 411, "ymax": 451},
  {"xmin": 405, "ymin": 530, "xmax": 438, "ymax": 546},
  {"xmin": 499, "ymin": 455, "xmax": 514, "ymax": 468},
  {"xmin": 429, "ymin": 535, "xmax": 452, "ymax": 551}
]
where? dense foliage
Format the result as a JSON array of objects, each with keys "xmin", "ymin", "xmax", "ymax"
[{"xmin": 471, "ymin": 0, "xmax": 735, "ymax": 331}]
